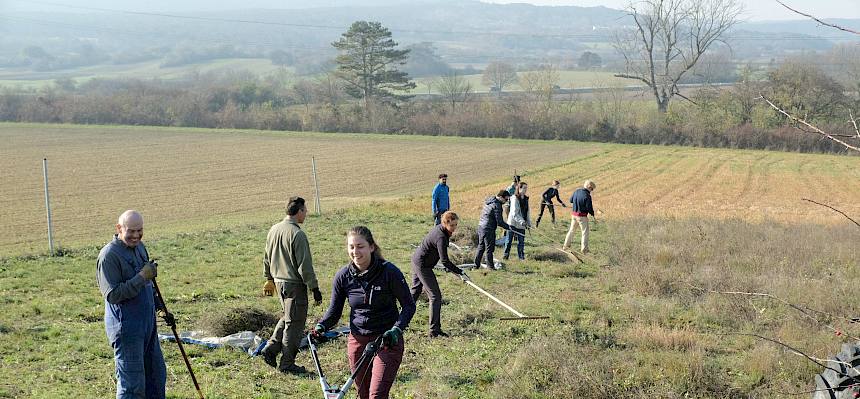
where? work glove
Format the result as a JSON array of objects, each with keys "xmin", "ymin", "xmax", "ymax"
[
  {"xmin": 312, "ymin": 323, "xmax": 327, "ymax": 338},
  {"xmin": 263, "ymin": 279, "xmax": 275, "ymax": 297},
  {"xmin": 139, "ymin": 261, "xmax": 157, "ymax": 281},
  {"xmin": 312, "ymin": 288, "xmax": 323, "ymax": 305},
  {"xmin": 159, "ymin": 310, "xmax": 176, "ymax": 327},
  {"xmin": 381, "ymin": 326, "xmax": 402, "ymax": 349},
  {"xmin": 562, "ymin": 203, "xmax": 567, "ymax": 208},
  {"xmin": 448, "ymin": 265, "xmax": 464, "ymax": 276}
]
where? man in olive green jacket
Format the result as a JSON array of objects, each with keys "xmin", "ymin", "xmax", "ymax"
[{"xmin": 260, "ymin": 196, "xmax": 322, "ymax": 374}]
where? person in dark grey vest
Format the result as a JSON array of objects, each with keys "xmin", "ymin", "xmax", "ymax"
[
  {"xmin": 410, "ymin": 211, "xmax": 467, "ymax": 338},
  {"xmin": 474, "ymin": 190, "xmax": 511, "ymax": 270}
]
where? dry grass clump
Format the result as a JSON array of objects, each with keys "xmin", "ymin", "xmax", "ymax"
[
  {"xmin": 448, "ymin": 248, "xmax": 473, "ymax": 266},
  {"xmin": 196, "ymin": 306, "xmax": 279, "ymax": 337},
  {"xmin": 451, "ymin": 224, "xmax": 479, "ymax": 247},
  {"xmin": 531, "ymin": 249, "xmax": 572, "ymax": 263},
  {"xmin": 620, "ymin": 323, "xmax": 701, "ymax": 351},
  {"xmin": 493, "ymin": 333, "xmax": 731, "ymax": 398},
  {"xmin": 605, "ymin": 216, "xmax": 860, "ymax": 395}
]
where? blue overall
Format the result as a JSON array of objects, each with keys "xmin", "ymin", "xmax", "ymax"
[{"xmin": 97, "ymin": 237, "xmax": 166, "ymax": 399}]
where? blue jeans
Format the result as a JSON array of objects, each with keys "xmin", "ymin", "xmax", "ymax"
[
  {"xmin": 434, "ymin": 209, "xmax": 448, "ymax": 225},
  {"xmin": 504, "ymin": 227, "xmax": 526, "ymax": 259}
]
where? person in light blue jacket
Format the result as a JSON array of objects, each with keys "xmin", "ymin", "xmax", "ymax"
[{"xmin": 431, "ymin": 173, "xmax": 450, "ymax": 225}]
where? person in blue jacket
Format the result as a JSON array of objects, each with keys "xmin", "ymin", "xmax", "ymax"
[
  {"xmin": 97, "ymin": 210, "xmax": 173, "ymax": 399},
  {"xmin": 431, "ymin": 173, "xmax": 450, "ymax": 225}
]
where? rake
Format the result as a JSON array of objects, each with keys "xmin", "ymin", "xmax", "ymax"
[
  {"xmin": 307, "ymin": 333, "xmax": 384, "ymax": 399},
  {"xmin": 455, "ymin": 272, "xmax": 549, "ymax": 322}
]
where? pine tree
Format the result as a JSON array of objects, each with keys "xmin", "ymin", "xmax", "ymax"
[{"xmin": 332, "ymin": 21, "xmax": 415, "ymax": 122}]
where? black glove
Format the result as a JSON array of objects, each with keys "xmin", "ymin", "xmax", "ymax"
[
  {"xmin": 312, "ymin": 288, "xmax": 323, "ymax": 305},
  {"xmin": 159, "ymin": 310, "xmax": 176, "ymax": 327},
  {"xmin": 449, "ymin": 265, "xmax": 464, "ymax": 275},
  {"xmin": 458, "ymin": 273, "xmax": 471, "ymax": 282}
]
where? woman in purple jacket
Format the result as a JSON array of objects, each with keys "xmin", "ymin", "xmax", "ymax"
[{"xmin": 315, "ymin": 226, "xmax": 416, "ymax": 399}]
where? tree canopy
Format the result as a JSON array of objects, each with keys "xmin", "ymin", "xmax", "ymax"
[{"xmin": 332, "ymin": 21, "xmax": 415, "ymax": 109}]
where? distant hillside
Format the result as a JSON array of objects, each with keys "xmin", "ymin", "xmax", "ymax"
[{"xmin": 0, "ymin": 0, "xmax": 857, "ymax": 79}]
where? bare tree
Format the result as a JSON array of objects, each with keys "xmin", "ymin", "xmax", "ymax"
[
  {"xmin": 613, "ymin": 0, "xmax": 743, "ymax": 112},
  {"xmin": 292, "ymin": 80, "xmax": 316, "ymax": 114},
  {"xmin": 482, "ymin": 61, "xmax": 518, "ymax": 97},
  {"xmin": 520, "ymin": 64, "xmax": 560, "ymax": 105},
  {"xmin": 435, "ymin": 72, "xmax": 473, "ymax": 113}
]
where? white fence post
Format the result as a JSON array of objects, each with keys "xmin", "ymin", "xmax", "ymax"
[
  {"xmin": 312, "ymin": 157, "xmax": 322, "ymax": 216},
  {"xmin": 42, "ymin": 158, "xmax": 55, "ymax": 255}
]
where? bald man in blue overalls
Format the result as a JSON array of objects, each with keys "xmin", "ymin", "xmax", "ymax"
[{"xmin": 97, "ymin": 210, "xmax": 168, "ymax": 399}]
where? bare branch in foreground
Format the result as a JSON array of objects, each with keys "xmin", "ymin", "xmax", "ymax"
[
  {"xmin": 776, "ymin": 0, "xmax": 860, "ymax": 35},
  {"xmin": 687, "ymin": 283, "xmax": 860, "ymax": 341},
  {"xmin": 759, "ymin": 95, "xmax": 860, "ymax": 153},
  {"xmin": 851, "ymin": 110, "xmax": 860, "ymax": 139},
  {"xmin": 802, "ymin": 198, "xmax": 860, "ymax": 228}
]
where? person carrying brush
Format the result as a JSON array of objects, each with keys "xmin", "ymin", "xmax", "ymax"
[
  {"xmin": 314, "ymin": 226, "xmax": 416, "ymax": 399},
  {"xmin": 260, "ymin": 196, "xmax": 323, "ymax": 375},
  {"xmin": 535, "ymin": 180, "xmax": 566, "ymax": 227},
  {"xmin": 97, "ymin": 210, "xmax": 173, "ymax": 399},
  {"xmin": 410, "ymin": 211, "xmax": 467, "ymax": 338}
]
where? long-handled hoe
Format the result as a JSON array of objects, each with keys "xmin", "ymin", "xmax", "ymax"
[
  {"xmin": 153, "ymin": 276, "xmax": 205, "ymax": 399},
  {"xmin": 456, "ymin": 273, "xmax": 549, "ymax": 322},
  {"xmin": 307, "ymin": 333, "xmax": 384, "ymax": 399}
]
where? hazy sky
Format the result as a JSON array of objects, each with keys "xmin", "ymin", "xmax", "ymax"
[
  {"xmin": 3, "ymin": 0, "xmax": 859, "ymax": 21},
  {"xmin": 483, "ymin": 0, "xmax": 860, "ymax": 21}
]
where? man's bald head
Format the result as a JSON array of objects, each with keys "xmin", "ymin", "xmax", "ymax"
[{"xmin": 116, "ymin": 210, "xmax": 144, "ymax": 247}]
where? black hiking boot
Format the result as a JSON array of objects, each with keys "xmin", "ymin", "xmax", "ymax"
[
  {"xmin": 429, "ymin": 331, "xmax": 450, "ymax": 338},
  {"xmin": 260, "ymin": 344, "xmax": 279, "ymax": 368},
  {"xmin": 279, "ymin": 364, "xmax": 308, "ymax": 375}
]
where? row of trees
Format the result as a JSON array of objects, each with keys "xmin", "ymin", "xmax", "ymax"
[{"xmin": 0, "ymin": 53, "xmax": 855, "ymax": 153}]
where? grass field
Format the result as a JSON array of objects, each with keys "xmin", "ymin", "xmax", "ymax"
[
  {"xmin": 4, "ymin": 124, "xmax": 858, "ymax": 257},
  {"xmin": 1, "ymin": 123, "xmax": 859, "ymax": 398},
  {"xmin": 0, "ymin": 58, "xmax": 292, "ymax": 90}
]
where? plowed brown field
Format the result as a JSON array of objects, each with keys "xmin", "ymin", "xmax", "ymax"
[{"xmin": 3, "ymin": 124, "xmax": 857, "ymax": 256}]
